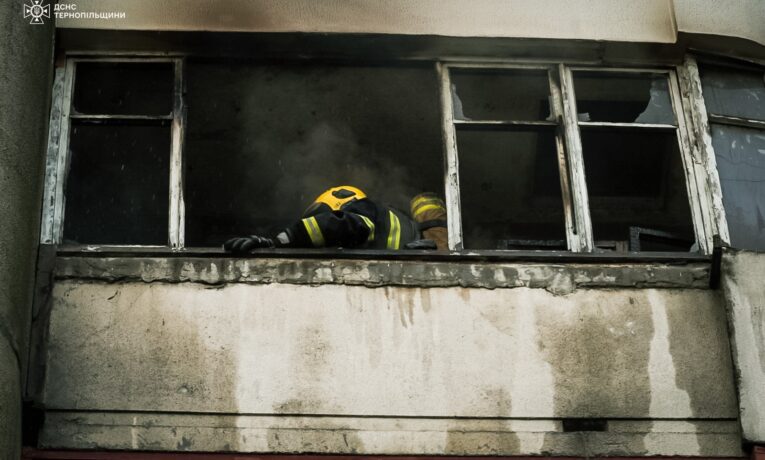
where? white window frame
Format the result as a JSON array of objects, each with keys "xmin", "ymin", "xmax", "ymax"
[
  {"xmin": 677, "ymin": 55, "xmax": 765, "ymax": 250},
  {"xmin": 41, "ymin": 56, "xmax": 186, "ymax": 249},
  {"xmin": 439, "ymin": 61, "xmax": 714, "ymax": 253},
  {"xmin": 41, "ymin": 55, "xmax": 718, "ymax": 255}
]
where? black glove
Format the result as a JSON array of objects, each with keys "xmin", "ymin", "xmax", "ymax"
[{"xmin": 223, "ymin": 235, "xmax": 275, "ymax": 253}]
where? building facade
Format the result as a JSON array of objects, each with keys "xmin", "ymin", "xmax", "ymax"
[{"xmin": 1, "ymin": 1, "xmax": 764, "ymax": 459}]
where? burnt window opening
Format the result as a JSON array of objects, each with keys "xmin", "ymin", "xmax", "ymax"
[
  {"xmin": 184, "ymin": 60, "xmax": 444, "ymax": 247},
  {"xmin": 457, "ymin": 126, "xmax": 566, "ymax": 250},
  {"xmin": 700, "ymin": 63, "xmax": 765, "ymax": 251},
  {"xmin": 72, "ymin": 62, "xmax": 174, "ymax": 116},
  {"xmin": 573, "ymin": 71, "xmax": 695, "ymax": 252},
  {"xmin": 45, "ymin": 58, "xmax": 709, "ymax": 255},
  {"xmin": 63, "ymin": 124, "xmax": 170, "ymax": 245},
  {"xmin": 572, "ymin": 72, "xmax": 675, "ymax": 124},
  {"xmin": 62, "ymin": 61, "xmax": 175, "ymax": 246},
  {"xmin": 445, "ymin": 66, "xmax": 697, "ymax": 252},
  {"xmin": 449, "ymin": 68, "xmax": 567, "ymax": 250}
]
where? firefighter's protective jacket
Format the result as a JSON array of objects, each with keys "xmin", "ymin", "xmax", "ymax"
[{"xmin": 284, "ymin": 197, "xmax": 419, "ymax": 250}]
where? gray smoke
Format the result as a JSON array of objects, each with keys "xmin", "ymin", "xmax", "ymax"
[{"xmin": 266, "ymin": 121, "xmax": 418, "ymax": 216}]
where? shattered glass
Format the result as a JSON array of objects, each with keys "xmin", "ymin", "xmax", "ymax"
[
  {"xmin": 573, "ymin": 72, "xmax": 675, "ymax": 124},
  {"xmin": 450, "ymin": 69, "xmax": 552, "ymax": 121}
]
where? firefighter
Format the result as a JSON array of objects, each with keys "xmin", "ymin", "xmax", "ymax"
[{"xmin": 224, "ymin": 185, "xmax": 448, "ymax": 252}]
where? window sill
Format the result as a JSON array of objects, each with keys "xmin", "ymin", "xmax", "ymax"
[
  {"xmin": 51, "ymin": 245, "xmax": 713, "ymax": 294},
  {"xmin": 55, "ymin": 244, "xmax": 710, "ymax": 264}
]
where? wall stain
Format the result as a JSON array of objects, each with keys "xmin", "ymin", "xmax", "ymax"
[
  {"xmin": 419, "ymin": 288, "xmax": 432, "ymax": 313},
  {"xmin": 266, "ymin": 424, "xmax": 365, "ymax": 454},
  {"xmin": 43, "ymin": 282, "xmax": 242, "ymax": 451},
  {"xmin": 176, "ymin": 435, "xmax": 193, "ymax": 450},
  {"xmin": 663, "ymin": 289, "xmax": 738, "ymax": 455},
  {"xmin": 445, "ymin": 388, "xmax": 519, "ymax": 454},
  {"xmin": 536, "ymin": 291, "xmax": 653, "ymax": 456}
]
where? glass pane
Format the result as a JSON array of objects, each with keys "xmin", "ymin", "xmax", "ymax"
[
  {"xmin": 701, "ymin": 65, "xmax": 765, "ymax": 121},
  {"xmin": 582, "ymin": 128, "xmax": 695, "ymax": 251},
  {"xmin": 184, "ymin": 61, "xmax": 444, "ymax": 247},
  {"xmin": 710, "ymin": 124, "xmax": 765, "ymax": 251},
  {"xmin": 73, "ymin": 62, "xmax": 174, "ymax": 115},
  {"xmin": 573, "ymin": 72, "xmax": 675, "ymax": 124},
  {"xmin": 457, "ymin": 126, "xmax": 566, "ymax": 250},
  {"xmin": 450, "ymin": 69, "xmax": 552, "ymax": 121},
  {"xmin": 63, "ymin": 123, "xmax": 170, "ymax": 245}
]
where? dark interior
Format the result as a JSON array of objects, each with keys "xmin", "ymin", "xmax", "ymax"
[{"xmin": 183, "ymin": 60, "xmax": 445, "ymax": 246}]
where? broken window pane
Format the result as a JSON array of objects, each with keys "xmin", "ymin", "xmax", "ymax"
[
  {"xmin": 582, "ymin": 128, "xmax": 695, "ymax": 251},
  {"xmin": 73, "ymin": 62, "xmax": 174, "ymax": 116},
  {"xmin": 450, "ymin": 69, "xmax": 552, "ymax": 121},
  {"xmin": 63, "ymin": 123, "xmax": 170, "ymax": 245},
  {"xmin": 573, "ymin": 72, "xmax": 675, "ymax": 124},
  {"xmin": 710, "ymin": 124, "xmax": 765, "ymax": 251},
  {"xmin": 184, "ymin": 61, "xmax": 444, "ymax": 247},
  {"xmin": 457, "ymin": 126, "xmax": 566, "ymax": 250},
  {"xmin": 701, "ymin": 65, "xmax": 765, "ymax": 121}
]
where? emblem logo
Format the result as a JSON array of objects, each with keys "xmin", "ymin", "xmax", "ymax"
[{"xmin": 23, "ymin": 0, "xmax": 50, "ymax": 25}]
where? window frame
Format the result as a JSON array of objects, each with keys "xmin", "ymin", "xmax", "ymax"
[
  {"xmin": 439, "ymin": 62, "xmax": 712, "ymax": 253},
  {"xmin": 41, "ymin": 54, "xmax": 718, "ymax": 256},
  {"xmin": 41, "ymin": 56, "xmax": 186, "ymax": 249},
  {"xmin": 679, "ymin": 55, "xmax": 765, "ymax": 250}
]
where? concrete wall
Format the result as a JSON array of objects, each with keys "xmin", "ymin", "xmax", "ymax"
[
  {"xmin": 55, "ymin": 0, "xmax": 765, "ymax": 48},
  {"xmin": 33, "ymin": 257, "xmax": 741, "ymax": 456},
  {"xmin": 721, "ymin": 250, "xmax": 765, "ymax": 444},
  {"xmin": 55, "ymin": 0, "xmax": 677, "ymax": 43},
  {"xmin": 674, "ymin": 0, "xmax": 765, "ymax": 48},
  {"xmin": 0, "ymin": 1, "xmax": 54, "ymax": 459}
]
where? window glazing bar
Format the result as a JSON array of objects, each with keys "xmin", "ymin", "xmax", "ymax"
[
  {"xmin": 443, "ymin": 62, "xmax": 552, "ymax": 71},
  {"xmin": 707, "ymin": 114, "xmax": 765, "ymax": 130},
  {"xmin": 69, "ymin": 113, "xmax": 174, "ymax": 120},
  {"xmin": 568, "ymin": 66, "xmax": 672, "ymax": 74},
  {"xmin": 453, "ymin": 120, "xmax": 557, "ymax": 127},
  {"xmin": 577, "ymin": 121, "xmax": 677, "ymax": 130}
]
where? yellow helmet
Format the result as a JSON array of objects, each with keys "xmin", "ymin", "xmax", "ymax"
[{"xmin": 303, "ymin": 185, "xmax": 367, "ymax": 216}]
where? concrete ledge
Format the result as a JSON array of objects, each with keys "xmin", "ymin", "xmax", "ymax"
[
  {"xmin": 39, "ymin": 412, "xmax": 743, "ymax": 457},
  {"xmin": 53, "ymin": 257, "xmax": 711, "ymax": 293}
]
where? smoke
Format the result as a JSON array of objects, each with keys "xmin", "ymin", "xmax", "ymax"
[{"xmin": 266, "ymin": 121, "xmax": 418, "ymax": 217}]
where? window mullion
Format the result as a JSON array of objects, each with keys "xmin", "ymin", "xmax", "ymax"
[
  {"xmin": 169, "ymin": 58, "xmax": 186, "ymax": 250},
  {"xmin": 437, "ymin": 62, "xmax": 464, "ymax": 251},
  {"xmin": 547, "ymin": 66, "xmax": 579, "ymax": 252},
  {"xmin": 557, "ymin": 64, "xmax": 594, "ymax": 252},
  {"xmin": 669, "ymin": 66, "xmax": 715, "ymax": 254}
]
